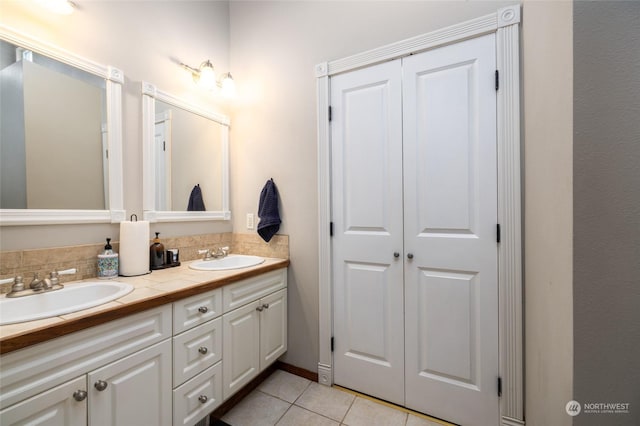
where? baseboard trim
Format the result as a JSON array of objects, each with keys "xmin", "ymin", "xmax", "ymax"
[{"xmin": 276, "ymin": 360, "xmax": 319, "ymax": 382}]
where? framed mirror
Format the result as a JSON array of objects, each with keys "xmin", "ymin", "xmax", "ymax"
[
  {"xmin": 0, "ymin": 25, "xmax": 124, "ymax": 225},
  {"xmin": 141, "ymin": 82, "xmax": 230, "ymax": 222}
]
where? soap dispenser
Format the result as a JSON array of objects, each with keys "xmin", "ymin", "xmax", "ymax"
[
  {"xmin": 150, "ymin": 232, "xmax": 165, "ymax": 270},
  {"xmin": 98, "ymin": 238, "xmax": 119, "ymax": 279}
]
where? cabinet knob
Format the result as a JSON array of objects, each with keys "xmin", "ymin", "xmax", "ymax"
[
  {"xmin": 198, "ymin": 395, "xmax": 208, "ymax": 404},
  {"xmin": 256, "ymin": 305, "xmax": 264, "ymax": 312},
  {"xmin": 73, "ymin": 390, "xmax": 88, "ymax": 401},
  {"xmin": 407, "ymin": 253, "xmax": 414, "ymax": 259},
  {"xmin": 262, "ymin": 303, "xmax": 270, "ymax": 310},
  {"xmin": 198, "ymin": 346, "xmax": 208, "ymax": 355},
  {"xmin": 198, "ymin": 306, "xmax": 208, "ymax": 314},
  {"xmin": 94, "ymin": 380, "xmax": 108, "ymax": 391},
  {"xmin": 393, "ymin": 252, "xmax": 400, "ymax": 258}
]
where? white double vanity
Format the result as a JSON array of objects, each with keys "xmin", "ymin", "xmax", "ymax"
[{"xmin": 0, "ymin": 262, "xmax": 288, "ymax": 426}]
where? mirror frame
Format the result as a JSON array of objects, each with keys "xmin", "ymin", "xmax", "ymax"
[
  {"xmin": 0, "ymin": 25, "xmax": 125, "ymax": 225},
  {"xmin": 141, "ymin": 81, "xmax": 230, "ymax": 222}
]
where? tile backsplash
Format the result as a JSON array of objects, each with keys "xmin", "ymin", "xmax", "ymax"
[{"xmin": 0, "ymin": 232, "xmax": 288, "ymax": 294}]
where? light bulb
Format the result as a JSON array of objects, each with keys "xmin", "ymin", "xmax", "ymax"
[
  {"xmin": 198, "ymin": 61, "xmax": 216, "ymax": 91},
  {"xmin": 220, "ymin": 74, "xmax": 236, "ymax": 98}
]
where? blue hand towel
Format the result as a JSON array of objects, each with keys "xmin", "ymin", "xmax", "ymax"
[
  {"xmin": 187, "ymin": 184, "xmax": 206, "ymax": 211},
  {"xmin": 257, "ymin": 178, "xmax": 281, "ymax": 242}
]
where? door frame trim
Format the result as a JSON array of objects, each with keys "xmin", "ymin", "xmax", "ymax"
[{"xmin": 315, "ymin": 5, "xmax": 523, "ymax": 425}]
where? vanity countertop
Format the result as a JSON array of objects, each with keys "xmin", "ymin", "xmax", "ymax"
[{"xmin": 0, "ymin": 256, "xmax": 289, "ymax": 355}]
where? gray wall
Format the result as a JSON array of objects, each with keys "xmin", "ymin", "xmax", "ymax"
[{"xmin": 573, "ymin": 2, "xmax": 640, "ymax": 425}]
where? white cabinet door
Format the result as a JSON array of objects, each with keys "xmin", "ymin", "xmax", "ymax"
[
  {"xmin": 88, "ymin": 340, "xmax": 172, "ymax": 426},
  {"xmin": 330, "ymin": 59, "xmax": 405, "ymax": 406},
  {"xmin": 403, "ymin": 33, "xmax": 499, "ymax": 426},
  {"xmin": 259, "ymin": 289, "xmax": 287, "ymax": 370},
  {"xmin": 222, "ymin": 301, "xmax": 260, "ymax": 400},
  {"xmin": 0, "ymin": 376, "xmax": 87, "ymax": 426}
]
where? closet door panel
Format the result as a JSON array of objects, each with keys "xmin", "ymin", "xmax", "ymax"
[
  {"xmin": 331, "ymin": 59, "xmax": 405, "ymax": 406},
  {"xmin": 403, "ymin": 33, "xmax": 499, "ymax": 426}
]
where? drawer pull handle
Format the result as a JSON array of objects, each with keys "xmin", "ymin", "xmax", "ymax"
[
  {"xmin": 262, "ymin": 303, "xmax": 270, "ymax": 310},
  {"xmin": 198, "ymin": 346, "xmax": 208, "ymax": 355},
  {"xmin": 198, "ymin": 395, "xmax": 208, "ymax": 404},
  {"xmin": 198, "ymin": 306, "xmax": 208, "ymax": 314},
  {"xmin": 73, "ymin": 390, "xmax": 87, "ymax": 401},
  {"xmin": 94, "ymin": 380, "xmax": 108, "ymax": 391},
  {"xmin": 256, "ymin": 305, "xmax": 264, "ymax": 312}
]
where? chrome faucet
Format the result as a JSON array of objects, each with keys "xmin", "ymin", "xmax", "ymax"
[
  {"xmin": 198, "ymin": 246, "xmax": 229, "ymax": 260},
  {"xmin": 3, "ymin": 268, "xmax": 75, "ymax": 298}
]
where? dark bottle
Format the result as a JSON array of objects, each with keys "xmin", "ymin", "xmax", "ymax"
[{"xmin": 150, "ymin": 232, "xmax": 165, "ymax": 269}]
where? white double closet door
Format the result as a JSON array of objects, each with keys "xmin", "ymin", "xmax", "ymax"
[{"xmin": 331, "ymin": 34, "xmax": 499, "ymax": 426}]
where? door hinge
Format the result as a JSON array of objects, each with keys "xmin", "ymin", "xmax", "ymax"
[
  {"xmin": 498, "ymin": 376, "xmax": 502, "ymax": 397},
  {"xmin": 330, "ymin": 221, "xmax": 334, "ymax": 237},
  {"xmin": 331, "ymin": 336, "xmax": 334, "ymax": 352},
  {"xmin": 495, "ymin": 70, "xmax": 499, "ymax": 91},
  {"xmin": 497, "ymin": 224, "xmax": 501, "ymax": 243},
  {"xmin": 328, "ymin": 106, "xmax": 332, "ymax": 122}
]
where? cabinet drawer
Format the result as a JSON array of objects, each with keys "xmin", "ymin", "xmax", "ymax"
[
  {"xmin": 173, "ymin": 362, "xmax": 222, "ymax": 426},
  {"xmin": 173, "ymin": 288, "xmax": 222, "ymax": 334},
  {"xmin": 0, "ymin": 305, "xmax": 171, "ymax": 410},
  {"xmin": 223, "ymin": 269, "xmax": 287, "ymax": 313},
  {"xmin": 173, "ymin": 317, "xmax": 222, "ymax": 386}
]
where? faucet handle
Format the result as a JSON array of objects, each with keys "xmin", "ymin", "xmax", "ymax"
[
  {"xmin": 0, "ymin": 277, "xmax": 17, "ymax": 286},
  {"xmin": 57, "ymin": 268, "xmax": 77, "ymax": 276},
  {"xmin": 12, "ymin": 276, "xmax": 25, "ymax": 292},
  {"xmin": 1, "ymin": 276, "xmax": 26, "ymax": 292},
  {"xmin": 220, "ymin": 246, "xmax": 229, "ymax": 256}
]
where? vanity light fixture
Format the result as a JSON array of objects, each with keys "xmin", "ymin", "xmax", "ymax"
[
  {"xmin": 37, "ymin": 0, "xmax": 77, "ymax": 15},
  {"xmin": 180, "ymin": 60, "xmax": 236, "ymax": 97}
]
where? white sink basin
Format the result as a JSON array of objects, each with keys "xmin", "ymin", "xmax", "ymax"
[
  {"xmin": 0, "ymin": 281, "xmax": 133, "ymax": 325},
  {"xmin": 189, "ymin": 255, "xmax": 265, "ymax": 271}
]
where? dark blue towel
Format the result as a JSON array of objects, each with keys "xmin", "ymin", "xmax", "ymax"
[
  {"xmin": 187, "ymin": 184, "xmax": 206, "ymax": 211},
  {"xmin": 257, "ymin": 178, "xmax": 281, "ymax": 242}
]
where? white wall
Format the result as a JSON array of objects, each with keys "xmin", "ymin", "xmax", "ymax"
[{"xmin": 0, "ymin": 0, "xmax": 232, "ymax": 249}]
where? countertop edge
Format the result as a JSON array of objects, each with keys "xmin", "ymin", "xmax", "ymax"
[{"xmin": 0, "ymin": 259, "xmax": 290, "ymax": 355}]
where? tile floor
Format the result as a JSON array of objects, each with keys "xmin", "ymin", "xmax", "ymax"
[{"xmin": 221, "ymin": 370, "xmax": 453, "ymax": 426}]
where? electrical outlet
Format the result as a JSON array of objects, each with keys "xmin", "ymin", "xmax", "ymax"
[{"xmin": 246, "ymin": 213, "xmax": 255, "ymax": 230}]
